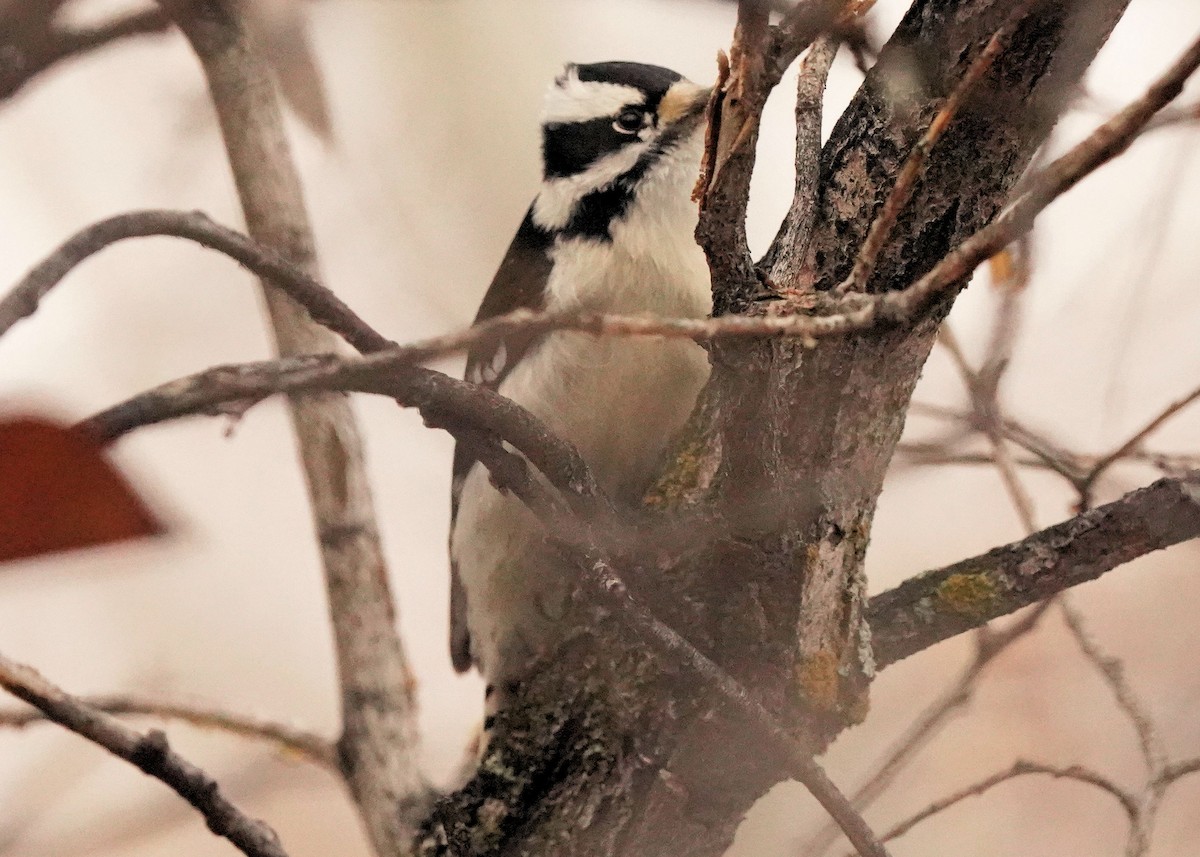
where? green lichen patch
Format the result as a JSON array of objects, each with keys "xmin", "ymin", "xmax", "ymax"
[
  {"xmin": 643, "ymin": 437, "xmax": 707, "ymax": 509},
  {"xmin": 794, "ymin": 650, "xmax": 841, "ymax": 711},
  {"xmin": 934, "ymin": 572, "xmax": 998, "ymax": 620}
]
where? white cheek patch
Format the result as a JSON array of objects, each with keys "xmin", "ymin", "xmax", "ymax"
[
  {"xmin": 532, "ymin": 140, "xmax": 649, "ymax": 230},
  {"xmin": 542, "ymin": 68, "xmax": 644, "ymax": 125}
]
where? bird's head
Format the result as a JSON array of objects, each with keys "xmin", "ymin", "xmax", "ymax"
[{"xmin": 532, "ymin": 61, "xmax": 711, "ymax": 240}]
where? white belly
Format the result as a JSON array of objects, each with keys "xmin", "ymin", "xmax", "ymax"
[
  {"xmin": 452, "ymin": 332, "xmax": 709, "ymax": 680},
  {"xmin": 453, "ymin": 220, "xmax": 712, "ymax": 682}
]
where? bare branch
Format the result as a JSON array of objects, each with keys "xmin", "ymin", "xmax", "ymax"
[
  {"xmin": 1059, "ymin": 600, "xmax": 1167, "ymax": 857},
  {"xmin": 869, "ymin": 473, "xmax": 1200, "ymax": 669},
  {"xmin": 1061, "ymin": 602, "xmax": 1165, "ymax": 773},
  {"xmin": 765, "ymin": 34, "xmax": 840, "ymax": 288},
  {"xmin": 939, "ymin": 324, "xmax": 1038, "ymax": 531},
  {"xmin": 0, "ymin": 209, "xmax": 391, "ymax": 353},
  {"xmin": 1160, "ymin": 758, "xmax": 1200, "ymax": 787},
  {"xmin": 0, "ymin": 5, "xmax": 171, "ymax": 102},
  {"xmin": 864, "ymin": 759, "xmax": 1138, "ymax": 852},
  {"xmin": 0, "ymin": 652, "xmax": 291, "ymax": 857},
  {"xmin": 155, "ymin": 4, "xmax": 424, "ymax": 851},
  {"xmin": 0, "ymin": 694, "xmax": 336, "ymax": 770},
  {"xmin": 81, "ymin": 352, "xmax": 603, "ymax": 511},
  {"xmin": 1082, "ymin": 382, "xmax": 1200, "ymax": 503}
]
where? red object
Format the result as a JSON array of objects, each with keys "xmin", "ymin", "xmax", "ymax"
[{"xmin": 0, "ymin": 417, "xmax": 164, "ymax": 563}]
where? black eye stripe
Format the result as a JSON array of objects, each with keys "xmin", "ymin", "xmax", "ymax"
[
  {"xmin": 542, "ymin": 114, "xmax": 644, "ymax": 178},
  {"xmin": 543, "ymin": 118, "xmax": 618, "ymax": 178},
  {"xmin": 555, "ymin": 121, "xmax": 695, "ymax": 241}
]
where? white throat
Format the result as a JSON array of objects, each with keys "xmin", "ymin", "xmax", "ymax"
[{"xmin": 541, "ymin": 127, "xmax": 710, "ymax": 317}]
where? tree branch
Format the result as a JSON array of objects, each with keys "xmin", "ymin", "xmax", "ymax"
[
  {"xmin": 0, "ymin": 693, "xmax": 336, "ymax": 770},
  {"xmin": 869, "ymin": 473, "xmax": 1200, "ymax": 669},
  {"xmin": 154, "ymin": 4, "xmax": 424, "ymax": 853},
  {"xmin": 0, "ymin": 4, "xmax": 171, "ymax": 102},
  {"xmin": 435, "ymin": 433, "xmax": 892, "ymax": 857},
  {"xmin": 864, "ymin": 759, "xmax": 1139, "ymax": 852},
  {"xmin": 80, "ymin": 353, "xmax": 604, "ymax": 513},
  {"xmin": 0, "ymin": 209, "xmax": 392, "ymax": 353},
  {"xmin": 1080, "ymin": 381, "xmax": 1200, "ymax": 504},
  {"xmin": 0, "ymin": 652, "xmax": 291, "ymax": 857}
]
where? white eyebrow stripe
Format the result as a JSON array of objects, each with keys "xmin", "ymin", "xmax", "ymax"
[{"xmin": 542, "ymin": 73, "xmax": 645, "ymax": 125}]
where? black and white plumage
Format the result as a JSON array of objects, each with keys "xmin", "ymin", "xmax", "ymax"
[{"xmin": 449, "ymin": 61, "xmax": 713, "ymax": 702}]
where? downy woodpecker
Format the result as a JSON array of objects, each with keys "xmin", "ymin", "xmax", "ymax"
[{"xmin": 449, "ymin": 62, "xmax": 713, "ymax": 717}]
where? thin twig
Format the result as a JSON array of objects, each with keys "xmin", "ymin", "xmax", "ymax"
[
  {"xmin": 0, "ymin": 694, "xmax": 336, "ymax": 770},
  {"xmin": 0, "ymin": 652, "xmax": 291, "ymax": 857},
  {"xmin": 1060, "ymin": 602, "xmax": 1164, "ymax": 772},
  {"xmin": 907, "ymin": 402, "xmax": 1087, "ymax": 483},
  {"xmin": 1081, "ymin": 381, "xmax": 1200, "ymax": 502},
  {"xmin": 1159, "ymin": 758, "xmax": 1200, "ymax": 786},
  {"xmin": 1059, "ymin": 599, "xmax": 1166, "ymax": 857},
  {"xmin": 939, "ymin": 325, "xmax": 1038, "ymax": 531},
  {"xmin": 862, "ymin": 759, "xmax": 1138, "ymax": 852},
  {"xmin": 0, "ymin": 209, "xmax": 392, "ymax": 352}
]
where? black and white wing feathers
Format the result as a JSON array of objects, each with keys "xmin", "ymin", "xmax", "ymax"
[{"xmin": 449, "ymin": 209, "xmax": 553, "ymax": 673}]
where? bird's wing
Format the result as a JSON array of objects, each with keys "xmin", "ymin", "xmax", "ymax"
[{"xmin": 449, "ymin": 208, "xmax": 553, "ymax": 673}]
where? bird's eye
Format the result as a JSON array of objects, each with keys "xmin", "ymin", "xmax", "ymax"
[{"xmin": 613, "ymin": 109, "xmax": 644, "ymax": 135}]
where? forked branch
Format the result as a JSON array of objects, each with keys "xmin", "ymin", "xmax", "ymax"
[{"xmin": 0, "ymin": 652, "xmax": 291, "ymax": 857}]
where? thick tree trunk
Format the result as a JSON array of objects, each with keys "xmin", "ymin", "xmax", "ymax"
[{"xmin": 417, "ymin": 1, "xmax": 1132, "ymax": 855}]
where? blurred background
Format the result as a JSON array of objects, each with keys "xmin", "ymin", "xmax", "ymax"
[{"xmin": 0, "ymin": 0, "xmax": 1197, "ymax": 854}]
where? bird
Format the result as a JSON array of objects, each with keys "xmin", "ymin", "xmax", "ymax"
[{"xmin": 449, "ymin": 61, "xmax": 713, "ymax": 724}]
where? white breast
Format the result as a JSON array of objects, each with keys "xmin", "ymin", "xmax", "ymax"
[{"xmin": 510, "ymin": 231, "xmax": 711, "ymax": 495}]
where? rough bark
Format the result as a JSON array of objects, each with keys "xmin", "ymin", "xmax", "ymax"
[
  {"xmin": 869, "ymin": 473, "xmax": 1200, "ymax": 669},
  {"xmin": 419, "ymin": 2, "xmax": 1133, "ymax": 856}
]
